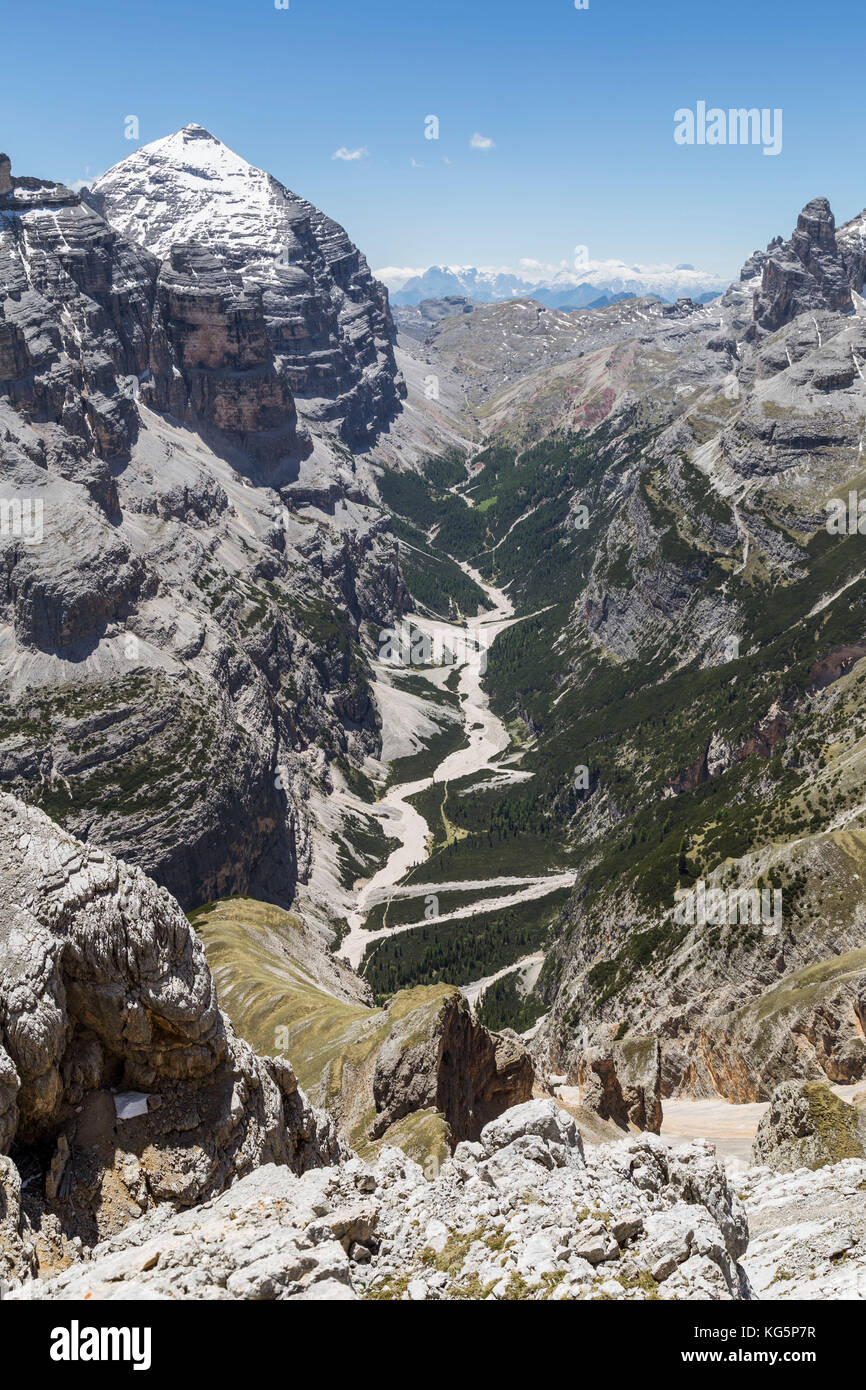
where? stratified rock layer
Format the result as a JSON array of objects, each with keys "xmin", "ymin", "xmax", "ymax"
[{"xmin": 90, "ymin": 125, "xmax": 404, "ymax": 445}]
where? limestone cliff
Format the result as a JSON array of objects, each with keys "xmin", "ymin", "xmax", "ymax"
[
  {"xmin": 0, "ymin": 795, "xmax": 342, "ymax": 1281},
  {"xmin": 0, "ymin": 147, "xmax": 405, "ymax": 919}
]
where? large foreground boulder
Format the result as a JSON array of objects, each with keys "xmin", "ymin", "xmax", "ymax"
[
  {"xmin": 0, "ymin": 794, "xmax": 342, "ymax": 1279},
  {"xmin": 751, "ymin": 1080, "xmax": 866, "ymax": 1172}
]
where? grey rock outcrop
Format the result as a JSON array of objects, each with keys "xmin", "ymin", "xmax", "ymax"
[
  {"xmin": 751, "ymin": 1081, "xmax": 866, "ymax": 1172},
  {"xmin": 11, "ymin": 1102, "xmax": 750, "ymax": 1301},
  {"xmin": 751, "ymin": 198, "xmax": 857, "ymax": 331},
  {"xmin": 369, "ymin": 987, "xmax": 534, "ymax": 1144},
  {"xmin": 574, "ymin": 1039, "xmax": 663, "ymax": 1134},
  {"xmin": 600, "ymin": 1038, "xmax": 662, "ymax": 1132},
  {"xmin": 0, "ymin": 794, "xmax": 342, "ymax": 1275}
]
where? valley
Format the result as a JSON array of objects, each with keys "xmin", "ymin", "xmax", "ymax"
[
  {"xmin": 3, "ymin": 119, "xmax": 866, "ymax": 1308},
  {"xmin": 338, "ymin": 560, "xmax": 574, "ymax": 1001}
]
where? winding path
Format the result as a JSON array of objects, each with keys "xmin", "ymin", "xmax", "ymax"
[{"xmin": 338, "ymin": 563, "xmax": 573, "ymax": 971}]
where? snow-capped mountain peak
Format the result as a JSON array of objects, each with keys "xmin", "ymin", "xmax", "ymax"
[
  {"xmin": 378, "ymin": 260, "xmax": 730, "ymax": 308},
  {"xmin": 90, "ymin": 125, "xmax": 404, "ymax": 443},
  {"xmin": 91, "ymin": 124, "xmax": 297, "ymax": 262}
]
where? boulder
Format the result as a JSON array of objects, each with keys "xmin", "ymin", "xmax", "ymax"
[
  {"xmin": 479, "ymin": 1098, "xmax": 581, "ymax": 1157},
  {"xmin": 752, "ymin": 1080, "xmax": 866, "ymax": 1171},
  {"xmin": 576, "ymin": 1037, "xmax": 663, "ymax": 1134}
]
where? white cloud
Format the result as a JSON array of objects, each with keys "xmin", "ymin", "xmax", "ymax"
[
  {"xmin": 331, "ymin": 145, "xmax": 369, "ymax": 162},
  {"xmin": 65, "ymin": 169, "xmax": 104, "ymax": 192},
  {"xmin": 469, "ymin": 132, "xmax": 495, "ymax": 150},
  {"xmin": 373, "ymin": 266, "xmax": 428, "ymax": 290}
]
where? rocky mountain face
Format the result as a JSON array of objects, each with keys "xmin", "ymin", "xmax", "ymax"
[
  {"xmin": 0, "ymin": 141, "xmax": 408, "ymax": 918},
  {"xmin": 89, "ymin": 125, "xmax": 404, "ymax": 447}
]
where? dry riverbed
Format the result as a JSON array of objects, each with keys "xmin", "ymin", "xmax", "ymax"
[{"xmin": 338, "ymin": 563, "xmax": 573, "ymax": 974}]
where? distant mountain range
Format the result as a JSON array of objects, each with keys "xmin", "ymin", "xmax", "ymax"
[{"xmin": 378, "ymin": 260, "xmax": 730, "ymax": 308}]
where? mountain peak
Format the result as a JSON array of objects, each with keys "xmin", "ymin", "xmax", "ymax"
[
  {"xmin": 151, "ymin": 123, "xmax": 240, "ymax": 162},
  {"xmin": 91, "ymin": 126, "xmax": 280, "ymax": 261},
  {"xmin": 90, "ymin": 123, "xmax": 403, "ymax": 444}
]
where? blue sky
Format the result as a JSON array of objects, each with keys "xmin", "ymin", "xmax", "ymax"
[{"xmin": 3, "ymin": 0, "xmax": 864, "ymax": 280}]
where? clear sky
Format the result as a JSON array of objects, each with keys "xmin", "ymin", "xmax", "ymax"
[{"xmin": 3, "ymin": 0, "xmax": 864, "ymax": 280}]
